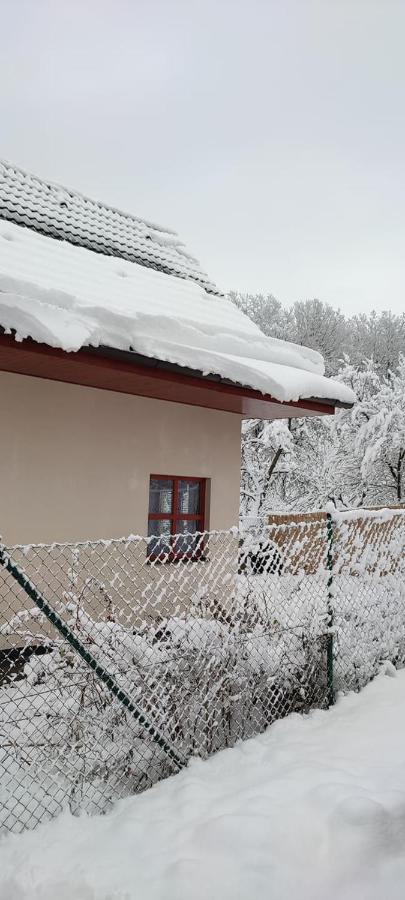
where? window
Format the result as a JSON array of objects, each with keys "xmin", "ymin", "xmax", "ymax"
[{"xmin": 148, "ymin": 475, "xmax": 206, "ymax": 560}]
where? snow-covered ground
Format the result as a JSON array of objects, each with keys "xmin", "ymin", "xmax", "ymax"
[{"xmin": 1, "ymin": 666, "xmax": 405, "ymax": 900}]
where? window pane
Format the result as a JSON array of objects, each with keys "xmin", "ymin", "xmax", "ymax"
[
  {"xmin": 177, "ymin": 480, "xmax": 201, "ymax": 515},
  {"xmin": 149, "ymin": 478, "xmax": 173, "ymax": 514},
  {"xmin": 173, "ymin": 519, "xmax": 201, "ymax": 556},
  {"xmin": 147, "ymin": 519, "xmax": 171, "ymax": 557}
]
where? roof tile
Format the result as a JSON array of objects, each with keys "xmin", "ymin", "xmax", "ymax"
[{"xmin": 0, "ymin": 160, "xmax": 220, "ymax": 295}]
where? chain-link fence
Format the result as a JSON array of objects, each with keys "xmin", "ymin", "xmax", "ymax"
[{"xmin": 1, "ymin": 507, "xmax": 404, "ymax": 834}]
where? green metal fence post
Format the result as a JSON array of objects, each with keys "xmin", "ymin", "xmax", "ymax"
[
  {"xmin": 326, "ymin": 511, "xmax": 335, "ymax": 706},
  {"xmin": 0, "ymin": 545, "xmax": 186, "ymax": 771}
]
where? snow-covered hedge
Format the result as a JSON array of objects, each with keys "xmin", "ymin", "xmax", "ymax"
[{"xmin": 0, "ymin": 586, "xmax": 327, "ymax": 832}]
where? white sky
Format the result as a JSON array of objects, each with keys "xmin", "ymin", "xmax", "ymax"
[{"xmin": 1, "ymin": 0, "xmax": 405, "ymax": 315}]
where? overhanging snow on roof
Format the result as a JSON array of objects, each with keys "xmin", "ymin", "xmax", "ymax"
[
  {"xmin": 0, "ymin": 333, "xmax": 346, "ymax": 420},
  {"xmin": 0, "ymin": 167, "xmax": 355, "ymax": 413}
]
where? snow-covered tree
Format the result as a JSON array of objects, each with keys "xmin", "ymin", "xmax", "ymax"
[
  {"xmin": 349, "ymin": 311, "xmax": 405, "ymax": 376},
  {"xmin": 229, "ymin": 292, "xmax": 292, "ymax": 340},
  {"xmin": 233, "ymin": 290, "xmax": 405, "ymax": 514},
  {"xmin": 230, "ymin": 292, "xmax": 405, "ymax": 376},
  {"xmin": 241, "ymin": 419, "xmax": 294, "ymax": 518},
  {"xmin": 353, "ymin": 356, "xmax": 405, "ymax": 504},
  {"xmin": 240, "ymin": 356, "xmax": 405, "ymax": 515},
  {"xmin": 289, "ymin": 299, "xmax": 348, "ymax": 375}
]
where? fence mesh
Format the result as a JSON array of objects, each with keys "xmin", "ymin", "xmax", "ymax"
[{"xmin": 1, "ymin": 507, "xmax": 404, "ymax": 834}]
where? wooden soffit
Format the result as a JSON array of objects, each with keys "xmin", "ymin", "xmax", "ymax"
[{"xmin": 0, "ymin": 334, "xmax": 337, "ymax": 420}]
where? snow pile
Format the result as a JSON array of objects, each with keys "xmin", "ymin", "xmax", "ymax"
[
  {"xmin": 1, "ymin": 668, "xmax": 405, "ymax": 900},
  {"xmin": 0, "ymin": 220, "xmax": 355, "ymax": 405}
]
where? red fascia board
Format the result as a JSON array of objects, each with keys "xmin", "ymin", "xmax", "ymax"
[{"xmin": 0, "ymin": 334, "xmax": 337, "ymax": 420}]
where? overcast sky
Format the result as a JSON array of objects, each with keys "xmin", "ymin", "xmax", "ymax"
[{"xmin": 1, "ymin": 0, "xmax": 405, "ymax": 314}]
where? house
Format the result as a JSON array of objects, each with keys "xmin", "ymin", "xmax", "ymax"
[{"xmin": 0, "ymin": 160, "xmax": 355, "ymax": 548}]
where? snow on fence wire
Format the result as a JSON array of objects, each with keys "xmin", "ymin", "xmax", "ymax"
[{"xmin": 0, "ymin": 507, "xmax": 405, "ymax": 834}]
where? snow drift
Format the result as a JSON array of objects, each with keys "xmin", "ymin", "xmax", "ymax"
[{"xmin": 0, "ymin": 668, "xmax": 405, "ymax": 900}]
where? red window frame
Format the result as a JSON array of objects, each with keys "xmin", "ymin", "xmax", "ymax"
[{"xmin": 148, "ymin": 475, "xmax": 207, "ymax": 562}]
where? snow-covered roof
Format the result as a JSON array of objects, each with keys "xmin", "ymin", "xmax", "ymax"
[
  {"xmin": 0, "ymin": 163, "xmax": 355, "ymax": 408},
  {"xmin": 0, "ymin": 220, "xmax": 355, "ymax": 407},
  {"xmin": 0, "ymin": 160, "xmax": 218, "ymax": 295}
]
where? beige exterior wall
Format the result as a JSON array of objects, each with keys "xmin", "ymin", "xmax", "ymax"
[{"xmin": 0, "ymin": 371, "xmax": 242, "ymax": 545}]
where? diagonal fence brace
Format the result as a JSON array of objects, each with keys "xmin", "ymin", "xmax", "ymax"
[{"xmin": 0, "ymin": 544, "xmax": 187, "ymax": 772}]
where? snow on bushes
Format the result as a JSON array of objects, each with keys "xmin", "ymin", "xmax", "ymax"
[
  {"xmin": 0, "ymin": 573, "xmax": 328, "ymax": 832},
  {"xmin": 1, "ymin": 518, "xmax": 405, "ymax": 833}
]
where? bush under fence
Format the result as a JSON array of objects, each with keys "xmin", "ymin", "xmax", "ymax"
[{"xmin": 0, "ymin": 507, "xmax": 405, "ymax": 834}]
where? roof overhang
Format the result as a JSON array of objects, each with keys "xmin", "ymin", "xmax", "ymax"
[{"xmin": 0, "ymin": 332, "xmax": 348, "ymax": 420}]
